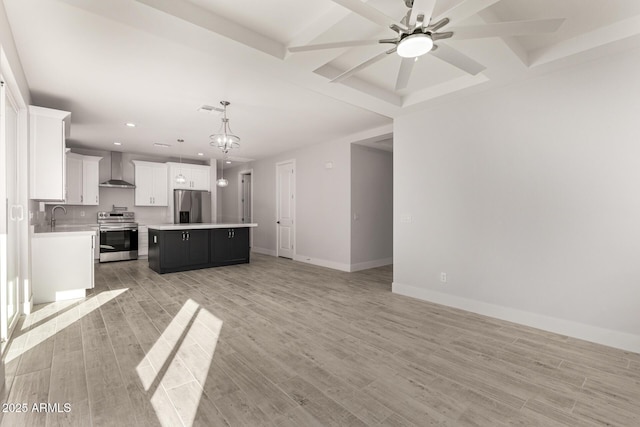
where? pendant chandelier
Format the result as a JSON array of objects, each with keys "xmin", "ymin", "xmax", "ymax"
[
  {"xmin": 217, "ymin": 157, "xmax": 229, "ymax": 187},
  {"xmin": 210, "ymin": 101, "xmax": 240, "ymax": 153},
  {"xmin": 176, "ymin": 139, "xmax": 187, "ymax": 184}
]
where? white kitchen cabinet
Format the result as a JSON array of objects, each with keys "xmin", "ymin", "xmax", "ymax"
[
  {"xmin": 63, "ymin": 153, "xmax": 101, "ymax": 205},
  {"xmin": 167, "ymin": 162, "xmax": 210, "ymax": 191},
  {"xmin": 138, "ymin": 225, "xmax": 149, "ymax": 258},
  {"xmin": 133, "ymin": 160, "xmax": 168, "ymax": 206},
  {"xmin": 66, "ymin": 153, "xmax": 83, "ymax": 204},
  {"xmin": 29, "ymin": 106, "xmax": 71, "ymax": 201},
  {"xmin": 32, "ymin": 230, "xmax": 95, "ymax": 303},
  {"xmin": 82, "ymin": 156, "xmax": 101, "ymax": 205},
  {"xmin": 190, "ymin": 166, "xmax": 210, "ymax": 190}
]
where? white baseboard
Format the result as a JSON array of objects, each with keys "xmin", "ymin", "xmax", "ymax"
[
  {"xmin": 350, "ymin": 257, "xmax": 393, "ymax": 272},
  {"xmin": 392, "ymin": 282, "xmax": 640, "ymax": 354},
  {"xmin": 294, "ymin": 254, "xmax": 351, "ymax": 272},
  {"xmin": 252, "ymin": 247, "xmax": 277, "ymax": 257}
]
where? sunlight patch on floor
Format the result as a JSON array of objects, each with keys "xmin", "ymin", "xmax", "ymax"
[
  {"xmin": 5, "ymin": 288, "xmax": 128, "ymax": 363},
  {"xmin": 138, "ymin": 299, "xmax": 222, "ymax": 426}
]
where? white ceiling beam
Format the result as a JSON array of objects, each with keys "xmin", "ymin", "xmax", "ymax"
[
  {"xmin": 286, "ymin": 4, "xmax": 353, "ymax": 52},
  {"xmin": 529, "ymin": 15, "xmax": 640, "ymax": 67},
  {"xmin": 314, "ymin": 64, "xmax": 402, "ymax": 106},
  {"xmin": 55, "ymin": 0, "xmax": 400, "ymax": 117},
  {"xmin": 135, "ymin": 0, "xmax": 286, "ymax": 59},
  {"xmin": 399, "ymin": 73, "xmax": 489, "ymax": 114},
  {"xmin": 477, "ymin": 8, "xmax": 529, "ymax": 67}
]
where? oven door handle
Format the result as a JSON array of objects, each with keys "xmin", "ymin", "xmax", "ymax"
[{"xmin": 99, "ymin": 225, "xmax": 139, "ymax": 231}]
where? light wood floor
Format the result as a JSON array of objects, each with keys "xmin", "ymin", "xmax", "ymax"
[{"xmin": 2, "ymin": 254, "xmax": 639, "ymax": 426}]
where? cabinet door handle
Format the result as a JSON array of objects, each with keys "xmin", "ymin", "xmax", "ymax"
[
  {"xmin": 228, "ymin": 230, "xmax": 231, "ymax": 239},
  {"xmin": 232, "ymin": 229, "xmax": 235, "ymax": 238},
  {"xmin": 81, "ymin": 195, "xmax": 83, "ymax": 203},
  {"xmin": 96, "ymin": 195, "xmax": 98, "ymax": 203},
  {"xmin": 186, "ymin": 232, "xmax": 190, "ymax": 241}
]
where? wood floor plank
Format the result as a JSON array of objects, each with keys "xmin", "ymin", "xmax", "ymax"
[
  {"xmin": 1, "ymin": 369, "xmax": 50, "ymax": 427},
  {"xmin": 2, "ymin": 255, "xmax": 638, "ymax": 427}
]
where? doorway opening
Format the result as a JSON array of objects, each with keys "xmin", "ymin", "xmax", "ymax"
[{"xmin": 238, "ymin": 170, "xmax": 253, "ymax": 248}]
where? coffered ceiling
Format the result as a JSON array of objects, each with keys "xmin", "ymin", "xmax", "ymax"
[{"xmin": 4, "ymin": 0, "xmax": 640, "ymax": 161}]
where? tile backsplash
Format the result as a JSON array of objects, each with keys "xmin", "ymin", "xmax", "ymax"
[{"xmin": 41, "ymin": 187, "xmax": 171, "ymax": 226}]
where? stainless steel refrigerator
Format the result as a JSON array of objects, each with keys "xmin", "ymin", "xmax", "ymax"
[{"xmin": 174, "ymin": 190, "xmax": 212, "ymax": 223}]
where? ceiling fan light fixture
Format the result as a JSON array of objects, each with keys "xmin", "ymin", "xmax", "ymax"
[{"xmin": 397, "ymin": 33, "xmax": 433, "ymax": 58}]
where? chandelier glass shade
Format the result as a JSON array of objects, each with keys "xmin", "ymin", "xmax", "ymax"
[
  {"xmin": 210, "ymin": 101, "xmax": 240, "ymax": 153},
  {"xmin": 176, "ymin": 139, "xmax": 187, "ymax": 184},
  {"xmin": 217, "ymin": 157, "xmax": 229, "ymax": 187}
]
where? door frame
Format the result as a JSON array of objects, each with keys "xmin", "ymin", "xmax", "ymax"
[
  {"xmin": 275, "ymin": 159, "xmax": 295, "ymax": 258},
  {"xmin": 0, "ymin": 68, "xmax": 27, "ymax": 352},
  {"xmin": 237, "ymin": 168, "xmax": 253, "ymax": 248}
]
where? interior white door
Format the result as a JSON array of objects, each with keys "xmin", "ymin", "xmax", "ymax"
[
  {"xmin": 276, "ymin": 161, "xmax": 295, "ymax": 259},
  {"xmin": 1, "ymin": 80, "xmax": 21, "ymax": 342}
]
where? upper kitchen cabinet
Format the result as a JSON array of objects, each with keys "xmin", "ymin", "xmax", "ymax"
[
  {"xmin": 167, "ymin": 162, "xmax": 210, "ymax": 191},
  {"xmin": 66, "ymin": 153, "xmax": 83, "ymax": 204},
  {"xmin": 64, "ymin": 153, "xmax": 102, "ymax": 205},
  {"xmin": 133, "ymin": 161, "xmax": 168, "ymax": 206},
  {"xmin": 82, "ymin": 155, "xmax": 101, "ymax": 205},
  {"xmin": 29, "ymin": 106, "xmax": 71, "ymax": 201}
]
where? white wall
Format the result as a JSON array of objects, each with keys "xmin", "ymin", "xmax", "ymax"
[
  {"xmin": 247, "ymin": 139, "xmax": 353, "ymax": 270},
  {"xmin": 350, "ymin": 144, "xmax": 393, "ymax": 270},
  {"xmin": 217, "ymin": 164, "xmax": 242, "ymax": 223},
  {"xmin": 393, "ymin": 46, "xmax": 640, "ymax": 352}
]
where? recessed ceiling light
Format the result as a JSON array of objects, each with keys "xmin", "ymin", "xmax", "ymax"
[
  {"xmin": 225, "ymin": 160, "xmax": 232, "ymax": 164},
  {"xmin": 153, "ymin": 143, "xmax": 171, "ymax": 148},
  {"xmin": 197, "ymin": 152, "xmax": 204, "ymax": 156},
  {"xmin": 125, "ymin": 122, "xmax": 136, "ymax": 127},
  {"xmin": 113, "ymin": 142, "xmax": 122, "ymax": 146}
]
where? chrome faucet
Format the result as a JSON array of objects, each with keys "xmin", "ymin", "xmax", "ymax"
[{"xmin": 51, "ymin": 205, "xmax": 67, "ymax": 230}]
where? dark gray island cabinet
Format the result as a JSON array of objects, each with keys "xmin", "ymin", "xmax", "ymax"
[{"xmin": 147, "ymin": 223, "xmax": 257, "ymax": 274}]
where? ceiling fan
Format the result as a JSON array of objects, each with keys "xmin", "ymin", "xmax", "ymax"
[{"xmin": 288, "ymin": 0, "xmax": 565, "ymax": 90}]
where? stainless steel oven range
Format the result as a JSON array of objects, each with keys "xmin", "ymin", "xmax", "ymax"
[{"xmin": 98, "ymin": 211, "xmax": 138, "ymax": 262}]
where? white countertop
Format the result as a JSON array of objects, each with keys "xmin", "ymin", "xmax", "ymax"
[
  {"xmin": 148, "ymin": 223, "xmax": 258, "ymax": 231},
  {"xmin": 33, "ymin": 225, "xmax": 97, "ymax": 237}
]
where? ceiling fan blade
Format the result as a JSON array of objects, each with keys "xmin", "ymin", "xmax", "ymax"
[
  {"xmin": 331, "ymin": 49, "xmax": 396, "ymax": 83},
  {"xmin": 435, "ymin": 0, "xmax": 501, "ymax": 25},
  {"xmin": 395, "ymin": 57, "xmax": 416, "ymax": 90},
  {"xmin": 430, "ymin": 43, "xmax": 486, "ymax": 75},
  {"xmin": 289, "ymin": 39, "xmax": 382, "ymax": 53},
  {"xmin": 409, "ymin": 0, "xmax": 437, "ymax": 26},
  {"xmin": 451, "ymin": 18, "xmax": 565, "ymax": 40},
  {"xmin": 329, "ymin": 0, "xmax": 404, "ymax": 29}
]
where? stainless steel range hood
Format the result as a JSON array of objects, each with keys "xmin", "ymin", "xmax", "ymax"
[{"xmin": 99, "ymin": 152, "xmax": 136, "ymax": 188}]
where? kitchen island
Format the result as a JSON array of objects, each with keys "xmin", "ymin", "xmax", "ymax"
[{"xmin": 147, "ymin": 223, "xmax": 257, "ymax": 274}]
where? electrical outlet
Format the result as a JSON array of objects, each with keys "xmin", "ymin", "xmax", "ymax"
[
  {"xmin": 80, "ymin": 211, "xmax": 85, "ymax": 217},
  {"xmin": 440, "ymin": 272, "xmax": 447, "ymax": 283}
]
